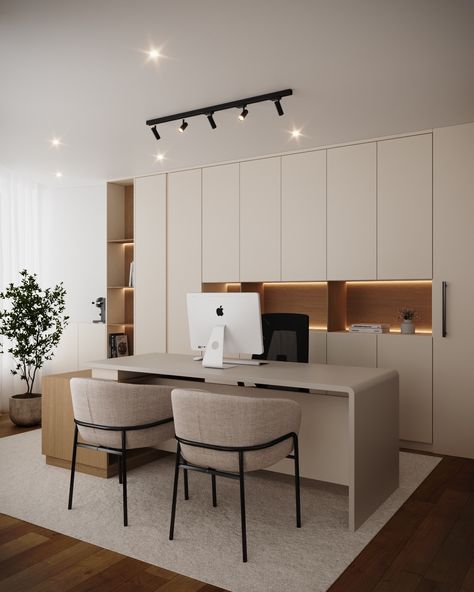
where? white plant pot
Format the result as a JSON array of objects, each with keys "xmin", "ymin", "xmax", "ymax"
[{"xmin": 400, "ymin": 319, "xmax": 415, "ymax": 334}]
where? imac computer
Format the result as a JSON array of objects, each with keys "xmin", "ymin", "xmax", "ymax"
[{"xmin": 187, "ymin": 292, "xmax": 264, "ymax": 368}]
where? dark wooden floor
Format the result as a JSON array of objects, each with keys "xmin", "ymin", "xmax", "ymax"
[{"xmin": 1, "ymin": 414, "xmax": 474, "ymax": 591}]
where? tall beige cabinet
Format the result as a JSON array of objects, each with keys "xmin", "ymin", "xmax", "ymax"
[
  {"xmin": 433, "ymin": 122, "xmax": 474, "ymax": 458},
  {"xmin": 327, "ymin": 143, "xmax": 377, "ymax": 280},
  {"xmin": 281, "ymin": 150, "xmax": 326, "ymax": 280},
  {"xmin": 202, "ymin": 164, "xmax": 239, "ymax": 282},
  {"xmin": 240, "ymin": 157, "xmax": 281, "ymax": 281},
  {"xmin": 134, "ymin": 175, "xmax": 167, "ymax": 354},
  {"xmin": 377, "ymin": 134, "xmax": 432, "ymax": 279},
  {"xmin": 167, "ymin": 169, "xmax": 202, "ymax": 354}
]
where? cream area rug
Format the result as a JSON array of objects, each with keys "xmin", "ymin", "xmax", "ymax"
[{"xmin": 0, "ymin": 430, "xmax": 440, "ymax": 592}]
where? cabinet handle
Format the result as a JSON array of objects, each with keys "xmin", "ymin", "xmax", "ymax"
[{"xmin": 442, "ymin": 281, "xmax": 447, "ymax": 337}]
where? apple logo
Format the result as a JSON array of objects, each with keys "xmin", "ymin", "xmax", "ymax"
[{"xmin": 216, "ymin": 305, "xmax": 224, "ymax": 317}]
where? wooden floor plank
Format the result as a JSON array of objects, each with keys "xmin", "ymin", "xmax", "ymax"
[
  {"xmin": 0, "ymin": 540, "xmax": 98, "ymax": 592},
  {"xmin": 156, "ymin": 574, "xmax": 219, "ymax": 592},
  {"xmin": 0, "ymin": 531, "xmax": 49, "ymax": 562},
  {"xmin": 375, "ymin": 488, "xmax": 471, "ymax": 586},
  {"xmin": 0, "ymin": 414, "xmax": 39, "ymax": 438},
  {"xmin": 460, "ymin": 557, "xmax": 474, "ymax": 591},
  {"xmin": 423, "ymin": 492, "xmax": 474, "ymax": 589},
  {"xmin": 68, "ymin": 555, "xmax": 176, "ymax": 592},
  {"xmin": 31, "ymin": 547, "xmax": 125, "ymax": 592}
]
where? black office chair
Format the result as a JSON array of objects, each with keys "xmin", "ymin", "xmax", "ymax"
[
  {"xmin": 245, "ymin": 313, "xmax": 310, "ymax": 391},
  {"xmin": 254, "ymin": 313, "xmax": 310, "ymax": 363}
]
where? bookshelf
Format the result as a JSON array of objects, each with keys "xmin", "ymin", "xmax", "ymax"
[
  {"xmin": 202, "ymin": 280, "xmax": 432, "ymax": 334},
  {"xmin": 106, "ymin": 181, "xmax": 134, "ymax": 356}
]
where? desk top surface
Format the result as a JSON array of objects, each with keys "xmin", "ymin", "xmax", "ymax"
[{"xmin": 90, "ymin": 353, "xmax": 397, "ymax": 393}]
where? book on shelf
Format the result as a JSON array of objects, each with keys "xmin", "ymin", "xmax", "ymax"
[
  {"xmin": 109, "ymin": 332, "xmax": 127, "ymax": 358},
  {"xmin": 349, "ymin": 323, "xmax": 391, "ymax": 334},
  {"xmin": 115, "ymin": 334, "xmax": 129, "ymax": 357}
]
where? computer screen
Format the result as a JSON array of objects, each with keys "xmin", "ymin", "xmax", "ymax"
[{"xmin": 187, "ymin": 292, "xmax": 263, "ymax": 367}]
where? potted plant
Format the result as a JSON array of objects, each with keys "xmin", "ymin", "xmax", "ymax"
[
  {"xmin": 0, "ymin": 270, "xmax": 69, "ymax": 426},
  {"xmin": 398, "ymin": 307, "xmax": 418, "ymax": 335}
]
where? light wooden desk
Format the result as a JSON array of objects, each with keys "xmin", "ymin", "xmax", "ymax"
[{"xmin": 91, "ymin": 353, "xmax": 399, "ymax": 530}]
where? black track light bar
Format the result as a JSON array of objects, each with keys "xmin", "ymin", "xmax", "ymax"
[{"xmin": 146, "ymin": 88, "xmax": 292, "ymax": 127}]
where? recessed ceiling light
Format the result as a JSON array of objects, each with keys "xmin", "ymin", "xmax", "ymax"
[
  {"xmin": 147, "ymin": 48, "xmax": 160, "ymax": 61},
  {"xmin": 155, "ymin": 153, "xmax": 164, "ymax": 162},
  {"xmin": 290, "ymin": 129, "xmax": 302, "ymax": 139},
  {"xmin": 50, "ymin": 137, "xmax": 62, "ymax": 147},
  {"xmin": 55, "ymin": 171, "xmax": 63, "ymax": 178}
]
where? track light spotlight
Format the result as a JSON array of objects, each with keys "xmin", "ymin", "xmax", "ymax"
[
  {"xmin": 179, "ymin": 120, "xmax": 188, "ymax": 133},
  {"xmin": 151, "ymin": 125, "xmax": 161, "ymax": 140},
  {"xmin": 207, "ymin": 113, "xmax": 217, "ymax": 129},
  {"xmin": 274, "ymin": 99, "xmax": 284, "ymax": 116},
  {"xmin": 239, "ymin": 106, "xmax": 248, "ymax": 121}
]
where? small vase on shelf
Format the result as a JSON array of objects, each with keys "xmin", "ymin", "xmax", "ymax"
[{"xmin": 400, "ymin": 319, "xmax": 415, "ymax": 334}]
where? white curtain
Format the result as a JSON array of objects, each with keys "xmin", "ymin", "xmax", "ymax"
[{"xmin": 0, "ymin": 167, "xmax": 42, "ymax": 411}]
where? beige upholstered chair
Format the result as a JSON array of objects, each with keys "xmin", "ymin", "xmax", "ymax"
[
  {"xmin": 68, "ymin": 378, "xmax": 174, "ymax": 526},
  {"xmin": 169, "ymin": 389, "xmax": 302, "ymax": 562}
]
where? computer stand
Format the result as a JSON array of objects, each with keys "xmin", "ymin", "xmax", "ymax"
[{"xmin": 201, "ymin": 325, "xmax": 264, "ymax": 369}]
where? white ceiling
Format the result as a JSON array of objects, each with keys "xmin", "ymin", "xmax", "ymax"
[{"xmin": 1, "ymin": 0, "xmax": 473, "ymax": 186}]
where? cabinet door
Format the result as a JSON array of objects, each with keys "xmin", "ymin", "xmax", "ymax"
[
  {"xmin": 240, "ymin": 157, "xmax": 281, "ymax": 281},
  {"xmin": 282, "ymin": 151, "xmax": 326, "ymax": 280},
  {"xmin": 327, "ymin": 143, "xmax": 376, "ymax": 280},
  {"xmin": 377, "ymin": 334, "xmax": 432, "ymax": 443},
  {"xmin": 167, "ymin": 169, "xmax": 202, "ymax": 354},
  {"xmin": 326, "ymin": 332, "xmax": 377, "ymax": 367},
  {"xmin": 378, "ymin": 134, "xmax": 432, "ymax": 279},
  {"xmin": 134, "ymin": 175, "xmax": 167, "ymax": 354},
  {"xmin": 433, "ymin": 123, "xmax": 474, "ymax": 458},
  {"xmin": 309, "ymin": 331, "xmax": 327, "ymax": 364},
  {"xmin": 202, "ymin": 164, "xmax": 239, "ymax": 282}
]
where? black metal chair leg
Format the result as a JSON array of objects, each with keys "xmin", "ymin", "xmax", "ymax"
[
  {"xmin": 121, "ymin": 431, "xmax": 128, "ymax": 527},
  {"xmin": 293, "ymin": 434, "xmax": 301, "ymax": 528},
  {"xmin": 211, "ymin": 474, "xmax": 217, "ymax": 507},
  {"xmin": 184, "ymin": 468, "xmax": 189, "ymax": 500},
  {"xmin": 169, "ymin": 444, "xmax": 181, "ymax": 540},
  {"xmin": 67, "ymin": 425, "xmax": 78, "ymax": 510},
  {"xmin": 238, "ymin": 451, "xmax": 247, "ymax": 562},
  {"xmin": 118, "ymin": 456, "xmax": 123, "ymax": 485}
]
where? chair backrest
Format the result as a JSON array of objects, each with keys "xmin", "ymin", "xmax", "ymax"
[
  {"xmin": 254, "ymin": 313, "xmax": 309, "ymax": 363},
  {"xmin": 69, "ymin": 378, "xmax": 174, "ymax": 448},
  {"xmin": 171, "ymin": 389, "xmax": 301, "ymax": 472}
]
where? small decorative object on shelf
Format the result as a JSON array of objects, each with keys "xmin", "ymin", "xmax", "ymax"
[
  {"xmin": 398, "ymin": 308, "xmax": 418, "ymax": 334},
  {"xmin": 128, "ymin": 261, "xmax": 134, "ymax": 288}
]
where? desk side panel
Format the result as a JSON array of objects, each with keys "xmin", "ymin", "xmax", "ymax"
[{"xmin": 349, "ymin": 372, "xmax": 399, "ymax": 530}]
